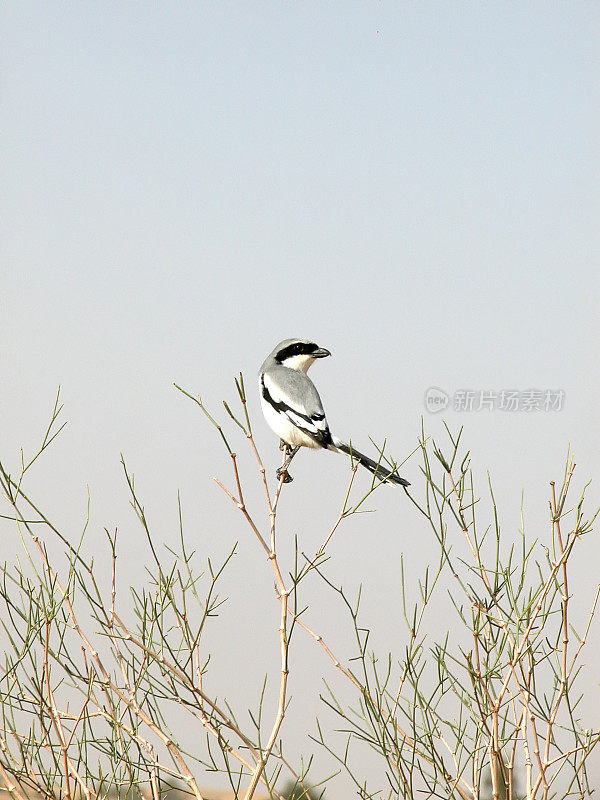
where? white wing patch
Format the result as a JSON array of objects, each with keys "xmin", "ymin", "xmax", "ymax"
[{"xmin": 261, "ymin": 373, "xmax": 332, "ymax": 448}]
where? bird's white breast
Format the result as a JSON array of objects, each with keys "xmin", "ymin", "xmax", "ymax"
[{"xmin": 259, "ymin": 394, "xmax": 321, "ymax": 449}]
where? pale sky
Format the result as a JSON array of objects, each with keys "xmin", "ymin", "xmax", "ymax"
[{"xmin": 2, "ymin": 3, "xmax": 600, "ymax": 797}]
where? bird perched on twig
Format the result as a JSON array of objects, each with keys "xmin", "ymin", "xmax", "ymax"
[{"xmin": 259, "ymin": 338, "xmax": 409, "ymax": 486}]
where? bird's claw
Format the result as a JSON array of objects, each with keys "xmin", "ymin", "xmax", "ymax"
[{"xmin": 276, "ymin": 467, "xmax": 294, "ymax": 483}]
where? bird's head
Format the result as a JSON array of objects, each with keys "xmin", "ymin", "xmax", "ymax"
[{"xmin": 271, "ymin": 338, "xmax": 331, "ymax": 373}]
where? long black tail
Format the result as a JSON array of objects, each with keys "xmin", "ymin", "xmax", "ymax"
[{"xmin": 330, "ymin": 437, "xmax": 410, "ymax": 487}]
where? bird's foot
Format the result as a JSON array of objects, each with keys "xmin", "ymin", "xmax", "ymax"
[{"xmin": 276, "ymin": 467, "xmax": 294, "ymax": 483}]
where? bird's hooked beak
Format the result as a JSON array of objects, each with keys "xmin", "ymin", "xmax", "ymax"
[{"xmin": 312, "ymin": 347, "xmax": 331, "ymax": 358}]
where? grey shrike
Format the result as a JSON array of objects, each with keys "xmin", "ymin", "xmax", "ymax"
[{"xmin": 259, "ymin": 338, "xmax": 409, "ymax": 486}]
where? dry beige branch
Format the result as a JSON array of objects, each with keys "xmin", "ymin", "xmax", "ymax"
[
  {"xmin": 214, "ymin": 445, "xmax": 291, "ymax": 800},
  {"xmin": 24, "ymin": 533, "xmax": 207, "ymax": 800}
]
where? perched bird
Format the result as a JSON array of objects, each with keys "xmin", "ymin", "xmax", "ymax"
[{"xmin": 259, "ymin": 338, "xmax": 409, "ymax": 486}]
